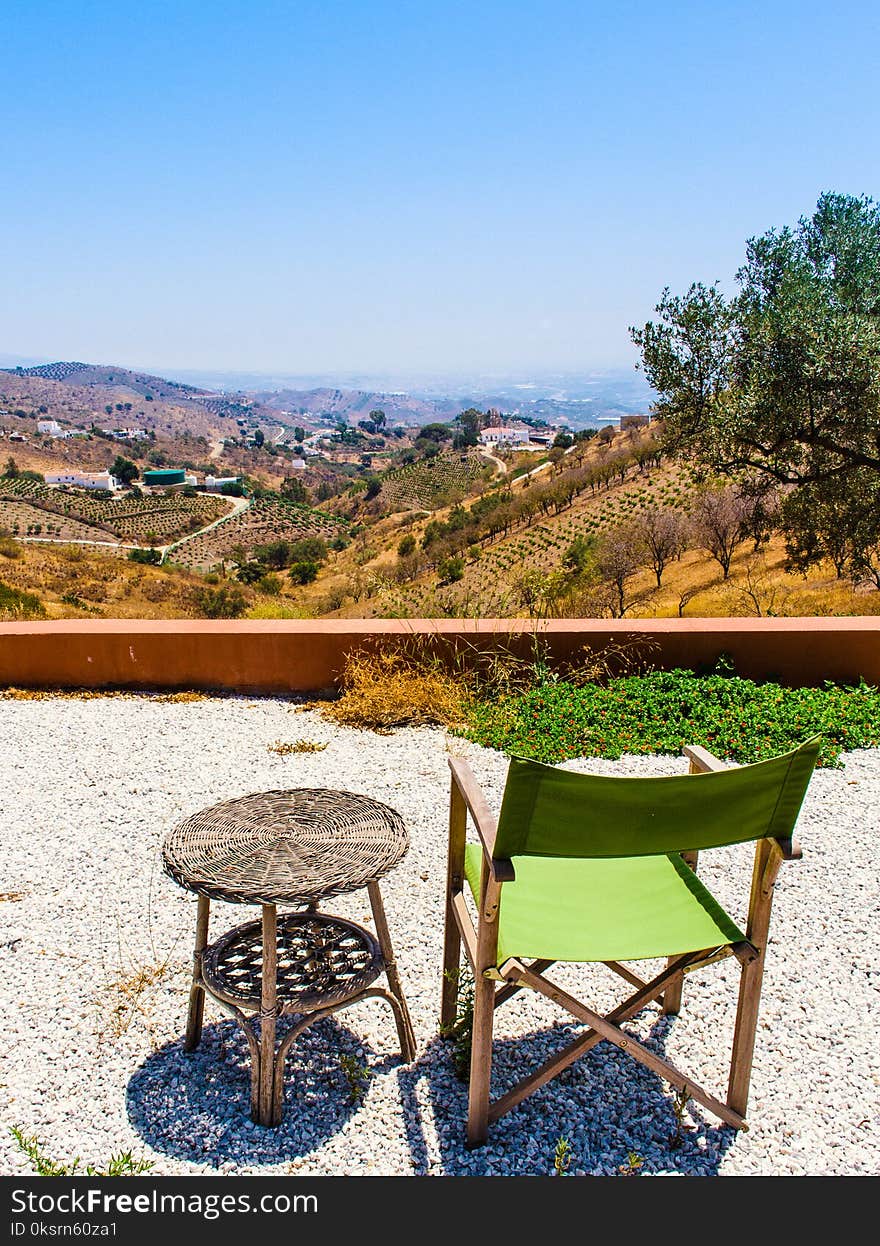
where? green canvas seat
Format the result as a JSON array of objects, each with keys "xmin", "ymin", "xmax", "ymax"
[
  {"xmin": 441, "ymin": 737, "xmax": 820, "ymax": 1147},
  {"xmin": 463, "ymin": 846, "xmax": 745, "ymax": 964}
]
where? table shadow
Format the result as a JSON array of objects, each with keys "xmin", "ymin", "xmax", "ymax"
[
  {"xmin": 126, "ymin": 1014, "xmax": 400, "ymax": 1168},
  {"xmin": 397, "ymin": 1014, "xmax": 738, "ymax": 1176}
]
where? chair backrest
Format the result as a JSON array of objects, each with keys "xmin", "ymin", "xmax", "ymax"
[{"xmin": 493, "ymin": 737, "xmax": 821, "ymax": 859}]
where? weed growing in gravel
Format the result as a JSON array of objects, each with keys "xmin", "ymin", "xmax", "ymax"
[
  {"xmin": 267, "ymin": 739, "xmax": 328, "ymax": 755},
  {"xmin": 617, "ymin": 1150, "xmax": 645, "ymax": 1176},
  {"xmin": 669, "ymin": 1084, "xmax": 693, "ymax": 1148},
  {"xmin": 339, "ymin": 1054, "xmax": 372, "ymax": 1104},
  {"xmin": 10, "ymin": 1128, "xmax": 154, "ymax": 1176},
  {"xmin": 553, "ymin": 1136, "xmax": 573, "ymax": 1175},
  {"xmin": 104, "ymin": 958, "xmax": 175, "ymax": 1040},
  {"xmin": 440, "ymin": 966, "xmax": 475, "ymax": 1081}
]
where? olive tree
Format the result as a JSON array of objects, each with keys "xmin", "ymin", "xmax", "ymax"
[{"xmin": 631, "ymin": 192, "xmax": 880, "ymax": 573}]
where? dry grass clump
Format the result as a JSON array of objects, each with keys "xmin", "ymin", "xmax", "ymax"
[
  {"xmin": 267, "ymin": 739, "xmax": 328, "ymax": 755},
  {"xmin": 0, "ymin": 686, "xmax": 113, "ymax": 701},
  {"xmin": 104, "ymin": 959, "xmax": 175, "ymax": 1040},
  {"xmin": 0, "ymin": 687, "xmax": 207, "ymax": 702},
  {"xmin": 152, "ymin": 690, "xmax": 207, "ymax": 703},
  {"xmin": 324, "ymin": 648, "xmax": 469, "ymax": 730}
]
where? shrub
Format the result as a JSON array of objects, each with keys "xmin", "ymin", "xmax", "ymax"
[
  {"xmin": 289, "ymin": 536, "xmax": 328, "ymax": 564},
  {"xmin": 0, "ymin": 580, "xmax": 46, "ymax": 620},
  {"xmin": 191, "ymin": 584, "xmax": 249, "ymax": 619},
  {"xmin": 438, "ymin": 555, "xmax": 465, "ymax": 584},
  {"xmin": 289, "ymin": 561, "xmax": 319, "ymax": 585},
  {"xmin": 258, "ymin": 573, "xmax": 283, "ymax": 596},
  {"xmin": 128, "ymin": 547, "xmax": 162, "ymax": 565}
]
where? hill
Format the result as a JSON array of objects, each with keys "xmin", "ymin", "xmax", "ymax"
[
  {"xmin": 4, "ymin": 360, "xmax": 205, "ymax": 400},
  {"xmin": 253, "ymin": 386, "xmax": 463, "ymax": 426}
]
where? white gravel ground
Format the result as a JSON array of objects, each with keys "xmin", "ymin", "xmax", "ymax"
[{"xmin": 0, "ymin": 693, "xmax": 878, "ymax": 1177}]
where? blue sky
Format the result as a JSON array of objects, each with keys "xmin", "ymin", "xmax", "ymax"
[{"xmin": 2, "ymin": 0, "xmax": 878, "ymax": 376}]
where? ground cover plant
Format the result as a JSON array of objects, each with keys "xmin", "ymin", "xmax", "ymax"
[
  {"xmin": 323, "ymin": 645, "xmax": 880, "ymax": 766},
  {"xmin": 463, "ymin": 664, "xmax": 880, "ymax": 767}
]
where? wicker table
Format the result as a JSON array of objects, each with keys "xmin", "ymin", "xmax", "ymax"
[{"xmin": 162, "ymin": 788, "xmax": 416, "ymax": 1127}]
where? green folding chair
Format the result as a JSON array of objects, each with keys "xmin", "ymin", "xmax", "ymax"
[{"xmin": 441, "ymin": 737, "xmax": 820, "ymax": 1147}]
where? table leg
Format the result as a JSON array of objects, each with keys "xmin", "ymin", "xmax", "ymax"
[
  {"xmin": 257, "ymin": 903, "xmax": 278, "ymax": 1126},
  {"xmin": 368, "ymin": 880, "xmax": 416, "ymax": 1061},
  {"xmin": 184, "ymin": 895, "xmax": 210, "ymax": 1051}
]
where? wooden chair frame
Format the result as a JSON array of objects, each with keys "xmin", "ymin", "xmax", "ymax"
[{"xmin": 441, "ymin": 749, "xmax": 802, "ymax": 1148}]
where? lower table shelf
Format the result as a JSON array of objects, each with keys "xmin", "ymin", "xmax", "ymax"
[{"xmin": 201, "ymin": 912, "xmax": 384, "ymax": 1014}]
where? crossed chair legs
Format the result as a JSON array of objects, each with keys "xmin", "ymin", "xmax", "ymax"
[{"xmin": 441, "ymin": 773, "xmax": 792, "ymax": 1149}]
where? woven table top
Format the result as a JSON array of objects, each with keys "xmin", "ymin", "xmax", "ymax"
[{"xmin": 162, "ymin": 788, "xmax": 408, "ymax": 905}]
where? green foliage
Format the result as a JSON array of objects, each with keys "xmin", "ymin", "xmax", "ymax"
[
  {"xmin": 111, "ymin": 456, "xmax": 139, "ymax": 486},
  {"xmin": 464, "ymin": 667, "xmax": 880, "ymax": 767},
  {"xmin": 0, "ymin": 580, "xmax": 46, "ymax": 620},
  {"xmin": 453, "ymin": 407, "xmax": 482, "ymax": 448},
  {"xmin": 220, "ymin": 481, "xmax": 245, "ymax": 497},
  {"xmin": 553, "ymin": 1136, "xmax": 573, "ymax": 1176},
  {"xmin": 192, "ymin": 583, "xmax": 249, "ymax": 618},
  {"xmin": 288, "ymin": 560, "xmax": 319, "ymax": 585},
  {"xmin": 10, "ymin": 1127, "xmax": 154, "ymax": 1177},
  {"xmin": 397, "ymin": 534, "xmax": 417, "ymax": 558},
  {"xmin": 563, "ymin": 534, "xmax": 596, "ymax": 574},
  {"xmin": 338, "ymin": 1054, "xmax": 372, "ymax": 1104},
  {"xmin": 632, "ymin": 192, "xmax": 880, "ymax": 573},
  {"xmin": 289, "ymin": 536, "xmax": 328, "ymax": 564},
  {"xmin": 438, "ymin": 555, "xmax": 465, "ymax": 583},
  {"xmin": 128, "ymin": 546, "xmax": 162, "ymax": 565},
  {"xmin": 235, "ymin": 560, "xmax": 265, "ymax": 584},
  {"xmin": 257, "ymin": 573, "xmax": 282, "ymax": 596},
  {"xmin": 280, "ymin": 476, "xmax": 308, "ymax": 503},
  {"xmin": 255, "ymin": 539, "xmax": 293, "ymax": 569},
  {"xmin": 440, "ymin": 966, "xmax": 475, "ymax": 1081}
]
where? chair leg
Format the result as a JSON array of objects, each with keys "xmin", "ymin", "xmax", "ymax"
[
  {"xmin": 441, "ymin": 777, "xmax": 467, "ymax": 1031},
  {"xmin": 466, "ymin": 970, "xmax": 496, "ymax": 1149},
  {"xmin": 662, "ymin": 962, "xmax": 684, "ymax": 1015},
  {"xmin": 184, "ymin": 894, "xmax": 210, "ymax": 1051},
  {"xmin": 727, "ymin": 950, "xmax": 765, "ymax": 1118}
]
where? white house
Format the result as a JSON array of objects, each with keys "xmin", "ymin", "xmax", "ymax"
[
  {"xmin": 479, "ymin": 423, "xmax": 532, "ymax": 447},
  {"xmin": 289, "ymin": 457, "xmax": 307, "ymax": 470},
  {"xmin": 45, "ymin": 470, "xmax": 119, "ymax": 492},
  {"xmin": 37, "ymin": 419, "xmax": 63, "ymax": 436},
  {"xmin": 204, "ymin": 475, "xmax": 241, "ymax": 493}
]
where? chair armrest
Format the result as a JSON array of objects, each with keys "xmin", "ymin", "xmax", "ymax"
[
  {"xmin": 682, "ymin": 744, "xmax": 727, "ymax": 773},
  {"xmin": 770, "ymin": 834, "xmax": 802, "ymax": 862},
  {"xmin": 448, "ymin": 757, "xmax": 515, "ymax": 882}
]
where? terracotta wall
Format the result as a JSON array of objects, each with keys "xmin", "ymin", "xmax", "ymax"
[{"xmin": 0, "ymin": 618, "xmax": 878, "ymax": 692}]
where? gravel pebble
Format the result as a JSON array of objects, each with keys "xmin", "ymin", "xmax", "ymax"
[{"xmin": 0, "ymin": 693, "xmax": 877, "ymax": 1176}]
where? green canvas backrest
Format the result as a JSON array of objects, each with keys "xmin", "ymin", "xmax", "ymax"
[{"xmin": 493, "ymin": 737, "xmax": 821, "ymax": 859}]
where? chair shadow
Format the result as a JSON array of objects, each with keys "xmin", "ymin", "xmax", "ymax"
[
  {"xmin": 126, "ymin": 1014, "xmax": 399, "ymax": 1168},
  {"xmin": 398, "ymin": 1013, "xmax": 738, "ymax": 1176}
]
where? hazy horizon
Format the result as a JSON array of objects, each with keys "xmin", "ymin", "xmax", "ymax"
[{"xmin": 3, "ymin": 1, "xmax": 878, "ymax": 374}]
